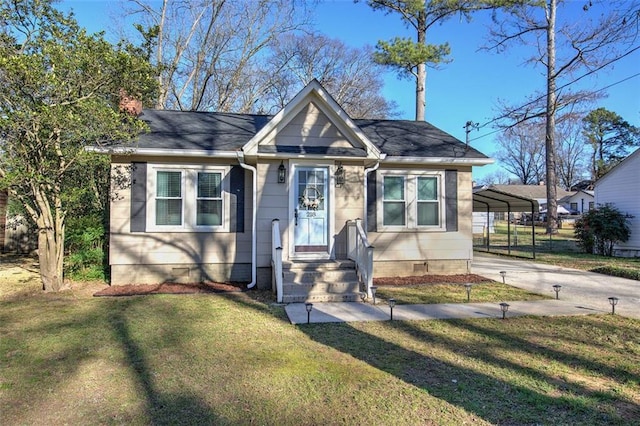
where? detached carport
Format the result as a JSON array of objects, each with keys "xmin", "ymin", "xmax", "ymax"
[{"xmin": 473, "ymin": 187, "xmax": 540, "ymax": 258}]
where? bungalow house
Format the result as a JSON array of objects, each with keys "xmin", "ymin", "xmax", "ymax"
[
  {"xmin": 560, "ymin": 189, "xmax": 594, "ymax": 214},
  {"xmin": 93, "ymin": 80, "xmax": 492, "ymax": 301},
  {"xmin": 595, "ymin": 148, "xmax": 640, "ymax": 257}
]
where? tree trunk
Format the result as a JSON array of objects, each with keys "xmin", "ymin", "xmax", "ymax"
[
  {"xmin": 416, "ymin": 9, "xmax": 427, "ymax": 121},
  {"xmin": 31, "ymin": 185, "xmax": 66, "ymax": 292},
  {"xmin": 38, "ymin": 226, "xmax": 64, "ymax": 292},
  {"xmin": 545, "ymin": 0, "xmax": 558, "ymax": 234}
]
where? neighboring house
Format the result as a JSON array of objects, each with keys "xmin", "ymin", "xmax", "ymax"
[
  {"xmin": 93, "ymin": 80, "xmax": 492, "ymax": 295},
  {"xmin": 560, "ymin": 190, "xmax": 594, "ymax": 214},
  {"xmin": 595, "ymin": 148, "xmax": 640, "ymax": 257},
  {"xmin": 489, "ymin": 185, "xmax": 573, "ymax": 212}
]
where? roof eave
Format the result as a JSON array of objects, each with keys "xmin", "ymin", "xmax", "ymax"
[
  {"xmin": 381, "ymin": 156, "xmax": 494, "ymax": 166},
  {"xmin": 86, "ymin": 146, "xmax": 240, "ymax": 158}
]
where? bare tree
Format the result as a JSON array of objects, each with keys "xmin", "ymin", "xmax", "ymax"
[
  {"xmin": 555, "ymin": 113, "xmax": 588, "ymax": 189},
  {"xmin": 477, "ymin": 169, "xmax": 512, "ymax": 185},
  {"xmin": 261, "ymin": 33, "xmax": 398, "ymax": 118},
  {"xmin": 486, "ymin": 0, "xmax": 640, "ymax": 233},
  {"xmin": 127, "ymin": 0, "xmax": 310, "ymax": 111},
  {"xmin": 494, "ymin": 120, "xmax": 546, "ymax": 185}
]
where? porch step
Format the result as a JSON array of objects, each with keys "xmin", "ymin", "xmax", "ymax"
[{"xmin": 280, "ymin": 260, "xmax": 362, "ymax": 303}]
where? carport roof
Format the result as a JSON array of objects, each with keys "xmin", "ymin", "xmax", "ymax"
[{"xmin": 473, "ymin": 186, "xmax": 539, "ymax": 213}]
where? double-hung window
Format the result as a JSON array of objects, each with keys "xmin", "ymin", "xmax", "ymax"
[
  {"xmin": 148, "ymin": 165, "xmax": 228, "ymax": 231},
  {"xmin": 417, "ymin": 176, "xmax": 439, "ymax": 226},
  {"xmin": 383, "ymin": 176, "xmax": 406, "ymax": 226},
  {"xmin": 196, "ymin": 172, "xmax": 222, "ymax": 226},
  {"xmin": 156, "ymin": 171, "xmax": 183, "ymax": 226},
  {"xmin": 378, "ymin": 171, "xmax": 445, "ymax": 231}
]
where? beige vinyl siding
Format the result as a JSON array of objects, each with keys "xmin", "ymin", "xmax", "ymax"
[
  {"xmin": 333, "ymin": 163, "xmax": 365, "ymax": 259},
  {"xmin": 109, "ymin": 157, "xmax": 252, "ymax": 284},
  {"xmin": 256, "ymin": 161, "xmax": 289, "ymax": 267},
  {"xmin": 368, "ymin": 167, "xmax": 473, "ymax": 269},
  {"xmin": 269, "ymin": 102, "xmax": 357, "ymax": 149}
]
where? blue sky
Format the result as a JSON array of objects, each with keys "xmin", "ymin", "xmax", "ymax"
[{"xmin": 61, "ymin": 0, "xmax": 639, "ymax": 181}]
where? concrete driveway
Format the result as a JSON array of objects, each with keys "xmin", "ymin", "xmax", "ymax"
[{"xmin": 472, "ymin": 252, "xmax": 640, "ymax": 319}]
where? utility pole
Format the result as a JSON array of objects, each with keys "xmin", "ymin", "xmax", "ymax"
[{"xmin": 464, "ymin": 121, "xmax": 479, "ymax": 147}]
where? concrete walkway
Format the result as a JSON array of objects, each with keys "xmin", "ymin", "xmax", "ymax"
[{"xmin": 284, "ymin": 253, "xmax": 640, "ymax": 324}]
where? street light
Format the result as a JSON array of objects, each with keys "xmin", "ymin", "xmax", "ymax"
[
  {"xmin": 464, "ymin": 283, "xmax": 472, "ymax": 302},
  {"xmin": 499, "ymin": 271, "xmax": 507, "ymax": 284},
  {"xmin": 305, "ymin": 302, "xmax": 313, "ymax": 324},
  {"xmin": 371, "ymin": 286, "xmax": 378, "ymax": 305},
  {"xmin": 552, "ymin": 284, "xmax": 562, "ymax": 300},
  {"xmin": 499, "ymin": 302, "xmax": 510, "ymax": 320},
  {"xmin": 608, "ymin": 297, "xmax": 619, "ymax": 315},
  {"xmin": 388, "ymin": 298, "xmax": 396, "ymax": 321}
]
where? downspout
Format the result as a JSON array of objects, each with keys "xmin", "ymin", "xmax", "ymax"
[
  {"xmin": 363, "ymin": 161, "xmax": 381, "ymax": 232},
  {"xmin": 237, "ymin": 151, "xmax": 257, "ymax": 289}
]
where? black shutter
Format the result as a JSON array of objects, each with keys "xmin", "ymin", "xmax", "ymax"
[
  {"xmin": 445, "ymin": 170, "xmax": 458, "ymax": 232},
  {"xmin": 229, "ymin": 166, "xmax": 245, "ymax": 233},
  {"xmin": 367, "ymin": 170, "xmax": 377, "ymax": 232},
  {"xmin": 130, "ymin": 162, "xmax": 147, "ymax": 232}
]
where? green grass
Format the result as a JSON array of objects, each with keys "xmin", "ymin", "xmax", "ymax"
[
  {"xmin": 1, "ymin": 279, "xmax": 639, "ymax": 425},
  {"xmin": 475, "ymin": 221, "xmax": 640, "ymax": 280},
  {"xmin": 375, "ymin": 282, "xmax": 550, "ymax": 304}
]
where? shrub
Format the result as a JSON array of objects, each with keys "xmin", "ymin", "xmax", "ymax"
[
  {"xmin": 574, "ymin": 205, "xmax": 632, "ymax": 256},
  {"xmin": 64, "ymin": 214, "xmax": 107, "ymax": 281}
]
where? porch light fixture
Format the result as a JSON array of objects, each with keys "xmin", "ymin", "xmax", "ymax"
[
  {"xmin": 464, "ymin": 283, "xmax": 472, "ymax": 302},
  {"xmin": 499, "ymin": 302, "xmax": 510, "ymax": 320},
  {"xmin": 552, "ymin": 284, "xmax": 562, "ymax": 300},
  {"xmin": 499, "ymin": 270, "xmax": 507, "ymax": 284},
  {"xmin": 388, "ymin": 298, "xmax": 396, "ymax": 321},
  {"xmin": 608, "ymin": 297, "xmax": 619, "ymax": 315},
  {"xmin": 305, "ymin": 302, "xmax": 313, "ymax": 324},
  {"xmin": 278, "ymin": 161, "xmax": 286, "ymax": 184},
  {"xmin": 370, "ymin": 286, "xmax": 378, "ymax": 305},
  {"xmin": 335, "ymin": 162, "xmax": 345, "ymax": 187}
]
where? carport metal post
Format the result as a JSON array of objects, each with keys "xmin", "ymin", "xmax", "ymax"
[{"xmin": 531, "ymin": 201, "xmax": 536, "ymax": 259}]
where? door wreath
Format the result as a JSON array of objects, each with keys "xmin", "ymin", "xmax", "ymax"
[{"xmin": 299, "ymin": 186, "xmax": 323, "ymax": 210}]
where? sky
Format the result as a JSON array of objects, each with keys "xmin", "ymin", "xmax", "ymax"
[{"xmin": 60, "ymin": 0, "xmax": 640, "ymax": 181}]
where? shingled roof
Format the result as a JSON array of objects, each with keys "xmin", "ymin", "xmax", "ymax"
[{"xmin": 133, "ymin": 109, "xmax": 489, "ymax": 160}]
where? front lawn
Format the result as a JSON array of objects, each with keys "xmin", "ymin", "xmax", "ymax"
[{"xmin": 1, "ymin": 275, "xmax": 639, "ymax": 425}]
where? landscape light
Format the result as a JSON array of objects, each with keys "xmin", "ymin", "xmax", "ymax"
[
  {"xmin": 499, "ymin": 271, "xmax": 507, "ymax": 284},
  {"xmin": 388, "ymin": 298, "xmax": 396, "ymax": 321},
  {"xmin": 552, "ymin": 284, "xmax": 561, "ymax": 300},
  {"xmin": 499, "ymin": 302, "xmax": 510, "ymax": 320},
  {"xmin": 464, "ymin": 283, "xmax": 472, "ymax": 302},
  {"xmin": 608, "ymin": 297, "xmax": 619, "ymax": 315},
  {"xmin": 305, "ymin": 302, "xmax": 313, "ymax": 324}
]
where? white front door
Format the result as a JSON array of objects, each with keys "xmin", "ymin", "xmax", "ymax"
[{"xmin": 294, "ymin": 167, "xmax": 329, "ymax": 254}]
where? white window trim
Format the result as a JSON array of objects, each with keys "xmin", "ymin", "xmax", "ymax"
[
  {"xmin": 147, "ymin": 164, "xmax": 230, "ymax": 232},
  {"xmin": 377, "ymin": 170, "xmax": 446, "ymax": 232}
]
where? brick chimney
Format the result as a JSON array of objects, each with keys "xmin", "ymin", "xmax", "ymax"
[{"xmin": 119, "ymin": 89, "xmax": 142, "ymax": 116}]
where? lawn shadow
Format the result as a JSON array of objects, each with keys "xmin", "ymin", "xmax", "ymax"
[
  {"xmin": 108, "ymin": 301, "xmax": 227, "ymax": 424},
  {"xmin": 300, "ymin": 317, "xmax": 639, "ymax": 425}
]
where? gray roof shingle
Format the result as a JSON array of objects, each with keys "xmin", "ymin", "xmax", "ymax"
[{"xmin": 133, "ymin": 109, "xmax": 488, "ymax": 159}]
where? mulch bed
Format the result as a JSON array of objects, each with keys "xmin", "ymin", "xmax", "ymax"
[
  {"xmin": 93, "ymin": 274, "xmax": 493, "ymax": 297},
  {"xmin": 373, "ymin": 274, "xmax": 492, "ymax": 286},
  {"xmin": 94, "ymin": 281, "xmax": 249, "ymax": 297}
]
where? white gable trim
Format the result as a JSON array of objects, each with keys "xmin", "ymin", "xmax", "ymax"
[{"xmin": 242, "ymin": 79, "xmax": 383, "ymax": 159}]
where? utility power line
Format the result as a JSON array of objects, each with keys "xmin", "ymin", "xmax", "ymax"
[{"xmin": 467, "ymin": 71, "xmax": 640, "ymax": 144}]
